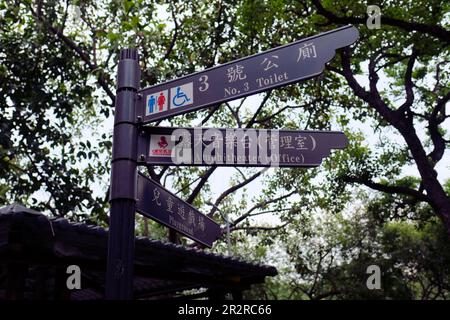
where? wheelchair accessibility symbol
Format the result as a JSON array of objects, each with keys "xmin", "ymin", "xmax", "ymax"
[{"xmin": 170, "ymin": 82, "xmax": 193, "ymax": 109}]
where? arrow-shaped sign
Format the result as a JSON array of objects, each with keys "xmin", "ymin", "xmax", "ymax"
[
  {"xmin": 136, "ymin": 172, "xmax": 221, "ymax": 247},
  {"xmin": 137, "ymin": 127, "xmax": 348, "ymax": 167},
  {"xmin": 137, "ymin": 25, "xmax": 358, "ymax": 123}
]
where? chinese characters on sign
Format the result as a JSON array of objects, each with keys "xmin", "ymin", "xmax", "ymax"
[
  {"xmin": 136, "ymin": 172, "xmax": 221, "ymax": 247},
  {"xmin": 227, "ymin": 65, "xmax": 247, "ymax": 82},
  {"xmin": 297, "ymin": 43, "xmax": 317, "ymax": 61},
  {"xmin": 108, "ymin": 26, "xmax": 359, "ymax": 299},
  {"xmin": 137, "ymin": 25, "xmax": 359, "ymax": 123},
  {"xmin": 137, "ymin": 127, "xmax": 348, "ymax": 168},
  {"xmin": 261, "ymin": 55, "xmax": 279, "ymax": 71},
  {"xmin": 134, "ymin": 25, "xmax": 358, "ymax": 246}
]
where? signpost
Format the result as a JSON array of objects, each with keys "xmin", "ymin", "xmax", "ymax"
[
  {"xmin": 137, "ymin": 25, "xmax": 358, "ymax": 123},
  {"xmin": 106, "ymin": 49, "xmax": 140, "ymax": 300},
  {"xmin": 136, "ymin": 172, "xmax": 221, "ymax": 247},
  {"xmin": 137, "ymin": 126, "xmax": 348, "ymax": 167},
  {"xmin": 106, "ymin": 25, "xmax": 359, "ymax": 300}
]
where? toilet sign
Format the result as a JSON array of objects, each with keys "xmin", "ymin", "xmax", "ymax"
[
  {"xmin": 146, "ymin": 90, "xmax": 168, "ymax": 115},
  {"xmin": 137, "ymin": 25, "xmax": 359, "ymax": 123}
]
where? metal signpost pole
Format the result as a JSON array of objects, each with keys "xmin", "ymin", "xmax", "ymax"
[{"xmin": 106, "ymin": 48, "xmax": 140, "ymax": 300}]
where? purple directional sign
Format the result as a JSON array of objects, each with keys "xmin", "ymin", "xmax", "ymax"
[
  {"xmin": 137, "ymin": 25, "xmax": 359, "ymax": 123},
  {"xmin": 137, "ymin": 127, "xmax": 348, "ymax": 167},
  {"xmin": 136, "ymin": 172, "xmax": 221, "ymax": 247}
]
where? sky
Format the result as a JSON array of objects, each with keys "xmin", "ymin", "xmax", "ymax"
[
  {"xmin": 29, "ymin": 4, "xmax": 449, "ymax": 229},
  {"xmin": 149, "ymin": 2, "xmax": 450, "ymax": 198},
  {"xmin": 88, "ymin": 12, "xmax": 448, "ymax": 231}
]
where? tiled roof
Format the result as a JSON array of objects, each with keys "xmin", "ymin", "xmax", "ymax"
[
  {"xmin": 0, "ymin": 203, "xmax": 276, "ymax": 275},
  {"xmin": 0, "ymin": 204, "xmax": 277, "ymax": 299}
]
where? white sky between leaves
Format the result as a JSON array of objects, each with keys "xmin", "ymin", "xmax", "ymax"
[{"xmin": 25, "ymin": 4, "xmax": 449, "ymax": 233}]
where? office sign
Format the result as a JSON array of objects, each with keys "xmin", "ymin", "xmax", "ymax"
[{"xmin": 137, "ymin": 127, "xmax": 348, "ymax": 167}]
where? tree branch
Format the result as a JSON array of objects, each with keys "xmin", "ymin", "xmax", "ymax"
[
  {"xmin": 253, "ymin": 99, "xmax": 320, "ymax": 125},
  {"xmin": 210, "ymin": 0, "xmax": 226, "ymax": 64},
  {"xmin": 340, "ymin": 48, "xmax": 400, "ymax": 126},
  {"xmin": 246, "ymin": 90, "xmax": 272, "ymax": 128},
  {"xmin": 397, "ymin": 47, "xmax": 418, "ymax": 112},
  {"xmin": 311, "ymin": 0, "xmax": 450, "ymax": 43},
  {"xmin": 197, "ymin": 104, "xmax": 221, "ymax": 126},
  {"xmin": 207, "ymin": 169, "xmax": 265, "ymax": 217},
  {"xmin": 231, "ymin": 190, "xmax": 297, "ymax": 227},
  {"xmin": 31, "ymin": 3, "xmax": 115, "ymax": 102},
  {"xmin": 186, "ymin": 166, "xmax": 217, "ymax": 204},
  {"xmin": 225, "ymin": 102, "xmax": 243, "ymax": 128},
  {"xmin": 163, "ymin": 4, "xmax": 181, "ymax": 61},
  {"xmin": 430, "ymin": 90, "xmax": 450, "ymax": 122},
  {"xmin": 433, "ymin": 60, "xmax": 449, "ymax": 93},
  {"xmin": 174, "ymin": 175, "xmax": 202, "ymax": 195},
  {"xmin": 344, "ymin": 175, "xmax": 430, "ymax": 203},
  {"xmin": 313, "ymin": 290, "xmax": 341, "ymax": 300},
  {"xmin": 309, "ymin": 249, "xmax": 330, "ymax": 298},
  {"xmin": 229, "ymin": 222, "xmax": 289, "ymax": 232},
  {"xmin": 427, "ymin": 91, "xmax": 450, "ymax": 165}
]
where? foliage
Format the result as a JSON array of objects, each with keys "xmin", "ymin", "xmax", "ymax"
[
  {"xmin": 0, "ymin": 0, "xmax": 449, "ymax": 299},
  {"xmin": 251, "ymin": 192, "xmax": 450, "ymax": 300}
]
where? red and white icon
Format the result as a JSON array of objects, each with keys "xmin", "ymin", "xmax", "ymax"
[{"xmin": 149, "ymin": 134, "xmax": 174, "ymax": 157}]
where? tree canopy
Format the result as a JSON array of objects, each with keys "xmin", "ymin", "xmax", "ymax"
[{"xmin": 0, "ymin": 0, "xmax": 449, "ymax": 299}]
